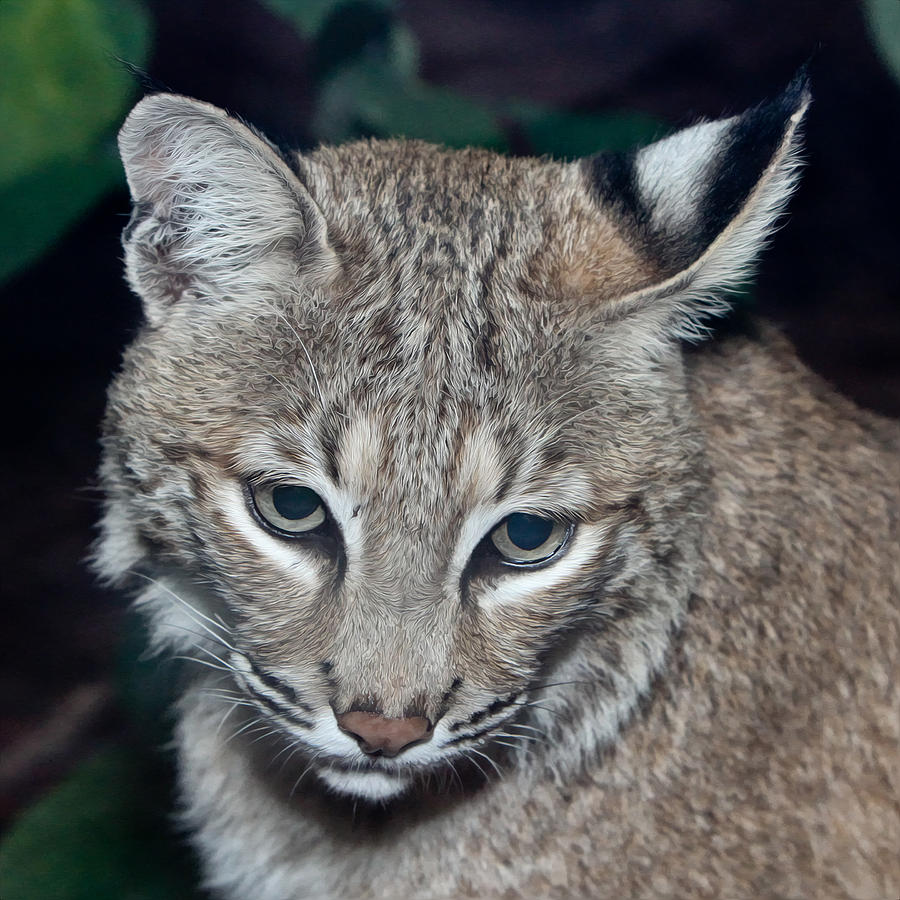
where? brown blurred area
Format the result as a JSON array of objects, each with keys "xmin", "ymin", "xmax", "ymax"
[{"xmin": 2, "ymin": 0, "xmax": 898, "ymax": 830}]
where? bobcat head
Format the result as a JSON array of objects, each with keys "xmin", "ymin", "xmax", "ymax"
[{"xmin": 96, "ymin": 77, "xmax": 808, "ymax": 800}]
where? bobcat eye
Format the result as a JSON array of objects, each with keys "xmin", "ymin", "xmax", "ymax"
[
  {"xmin": 250, "ymin": 483, "xmax": 327, "ymax": 535},
  {"xmin": 489, "ymin": 513, "xmax": 571, "ymax": 566}
]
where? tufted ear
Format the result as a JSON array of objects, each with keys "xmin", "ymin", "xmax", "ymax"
[
  {"xmin": 118, "ymin": 93, "xmax": 336, "ymax": 323},
  {"xmin": 583, "ymin": 72, "xmax": 810, "ymax": 340}
]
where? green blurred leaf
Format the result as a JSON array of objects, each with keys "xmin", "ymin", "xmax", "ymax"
[
  {"xmin": 513, "ymin": 105, "xmax": 663, "ymax": 158},
  {"xmin": 863, "ymin": 0, "xmax": 900, "ymax": 85},
  {"xmin": 0, "ymin": 748, "xmax": 202, "ymax": 900},
  {"xmin": 313, "ymin": 1, "xmax": 418, "ymax": 83},
  {"xmin": 0, "ymin": 0, "xmax": 151, "ymax": 186},
  {"xmin": 314, "ymin": 23, "xmax": 505, "ymax": 148},
  {"xmin": 0, "ymin": 0, "xmax": 150, "ymax": 282},
  {"xmin": 262, "ymin": 0, "xmax": 393, "ymax": 38},
  {"xmin": 0, "ymin": 143, "xmax": 122, "ymax": 283},
  {"xmin": 316, "ymin": 61, "xmax": 506, "ymax": 147}
]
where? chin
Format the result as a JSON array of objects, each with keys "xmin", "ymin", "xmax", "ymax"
[{"xmin": 314, "ymin": 766, "xmax": 414, "ymax": 802}]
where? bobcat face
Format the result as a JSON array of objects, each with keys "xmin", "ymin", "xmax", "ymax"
[
  {"xmin": 107, "ymin": 280, "xmax": 694, "ymax": 800},
  {"xmin": 98, "ymin": 79, "xmax": 808, "ymax": 799}
]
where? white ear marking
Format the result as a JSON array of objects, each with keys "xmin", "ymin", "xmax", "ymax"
[
  {"xmin": 634, "ymin": 117, "xmax": 734, "ymax": 234},
  {"xmin": 584, "ymin": 74, "xmax": 811, "ymax": 341}
]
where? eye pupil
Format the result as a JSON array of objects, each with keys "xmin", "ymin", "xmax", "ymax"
[
  {"xmin": 271, "ymin": 485, "xmax": 320, "ymax": 520},
  {"xmin": 505, "ymin": 513, "xmax": 554, "ymax": 551}
]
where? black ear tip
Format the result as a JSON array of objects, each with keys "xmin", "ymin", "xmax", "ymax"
[{"xmin": 783, "ymin": 63, "xmax": 813, "ymax": 113}]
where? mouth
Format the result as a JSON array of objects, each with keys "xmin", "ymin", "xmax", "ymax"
[
  {"xmin": 219, "ymin": 655, "xmax": 534, "ymax": 800},
  {"xmin": 252, "ymin": 713, "xmax": 522, "ymax": 803}
]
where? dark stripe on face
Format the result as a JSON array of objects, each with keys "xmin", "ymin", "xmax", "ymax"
[
  {"xmin": 244, "ymin": 682, "xmax": 314, "ymax": 729},
  {"xmin": 248, "ymin": 659, "xmax": 314, "ymax": 713},
  {"xmin": 447, "ymin": 692, "xmax": 520, "ymax": 733},
  {"xmin": 493, "ymin": 424, "xmax": 525, "ymax": 504},
  {"xmin": 318, "ymin": 417, "xmax": 341, "ymax": 484}
]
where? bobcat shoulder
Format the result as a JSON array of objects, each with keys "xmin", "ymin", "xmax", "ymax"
[{"xmin": 96, "ymin": 75, "xmax": 900, "ymax": 899}]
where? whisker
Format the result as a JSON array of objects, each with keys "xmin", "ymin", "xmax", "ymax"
[
  {"xmin": 201, "ymin": 687, "xmax": 247, "ymax": 700},
  {"xmin": 491, "ymin": 738, "xmax": 535, "ymax": 759},
  {"xmin": 215, "ymin": 702, "xmax": 241, "ymax": 737},
  {"xmin": 504, "ymin": 722, "xmax": 546, "ymax": 737},
  {"xmin": 530, "ymin": 679, "xmax": 602, "ymax": 691},
  {"xmin": 129, "ymin": 570, "xmax": 237, "ymax": 650},
  {"xmin": 222, "ymin": 716, "xmax": 269, "ymax": 746},
  {"xmin": 511, "ymin": 700, "xmax": 561, "ymax": 717},
  {"xmin": 467, "ymin": 747, "xmax": 503, "ymax": 780},
  {"xmin": 460, "ymin": 750, "xmax": 490, "ymax": 784},
  {"xmin": 173, "ymin": 655, "xmax": 232, "ymax": 673},
  {"xmin": 188, "ymin": 642, "xmax": 239, "ymax": 672},
  {"xmin": 203, "ymin": 691, "xmax": 258, "ymax": 713},
  {"xmin": 446, "ymin": 759, "xmax": 464, "ymax": 792},
  {"xmin": 290, "ymin": 751, "xmax": 324, "ymax": 797},
  {"xmin": 248, "ymin": 726, "xmax": 280, "ymax": 747},
  {"xmin": 271, "ymin": 738, "xmax": 306, "ymax": 772},
  {"xmin": 161, "ymin": 621, "xmax": 238, "ymax": 656},
  {"xmin": 493, "ymin": 731, "xmax": 542, "ymax": 745}
]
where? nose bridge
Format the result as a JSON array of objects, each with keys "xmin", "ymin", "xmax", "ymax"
[
  {"xmin": 331, "ymin": 585, "xmax": 454, "ymax": 719},
  {"xmin": 360, "ymin": 516, "xmax": 448, "ymax": 604}
]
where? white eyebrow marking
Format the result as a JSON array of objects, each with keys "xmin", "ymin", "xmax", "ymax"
[
  {"xmin": 473, "ymin": 522, "xmax": 613, "ymax": 611},
  {"xmin": 218, "ymin": 481, "xmax": 323, "ymax": 585}
]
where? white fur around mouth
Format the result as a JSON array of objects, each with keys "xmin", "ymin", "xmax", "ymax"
[{"xmin": 315, "ymin": 765, "xmax": 413, "ymax": 800}]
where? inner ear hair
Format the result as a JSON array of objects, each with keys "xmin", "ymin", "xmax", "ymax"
[{"xmin": 117, "ymin": 93, "xmax": 336, "ymax": 318}]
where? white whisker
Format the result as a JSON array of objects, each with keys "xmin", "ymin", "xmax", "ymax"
[
  {"xmin": 467, "ymin": 747, "xmax": 503, "ymax": 779},
  {"xmin": 222, "ymin": 716, "xmax": 269, "ymax": 746},
  {"xmin": 129, "ymin": 569, "xmax": 238, "ymax": 650},
  {"xmin": 174, "ymin": 655, "xmax": 232, "ymax": 673},
  {"xmin": 290, "ymin": 751, "xmax": 324, "ymax": 797},
  {"xmin": 215, "ymin": 702, "xmax": 241, "ymax": 737},
  {"xmin": 460, "ymin": 750, "xmax": 490, "ymax": 783}
]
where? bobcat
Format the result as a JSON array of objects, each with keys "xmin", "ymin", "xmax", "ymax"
[{"xmin": 95, "ymin": 74, "xmax": 900, "ymax": 899}]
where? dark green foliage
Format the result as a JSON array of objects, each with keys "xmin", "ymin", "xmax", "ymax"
[
  {"xmin": 0, "ymin": 0, "xmax": 151, "ymax": 282},
  {"xmin": 513, "ymin": 105, "xmax": 662, "ymax": 158},
  {"xmin": 863, "ymin": 0, "xmax": 900, "ymax": 85},
  {"xmin": 0, "ymin": 748, "xmax": 202, "ymax": 900}
]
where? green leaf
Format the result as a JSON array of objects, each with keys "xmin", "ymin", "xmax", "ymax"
[
  {"xmin": 313, "ymin": 20, "xmax": 504, "ymax": 149},
  {"xmin": 0, "ymin": 0, "xmax": 151, "ymax": 282},
  {"xmin": 863, "ymin": 0, "xmax": 900, "ymax": 85},
  {"xmin": 262, "ymin": 0, "xmax": 393, "ymax": 38},
  {"xmin": 0, "ymin": 143, "xmax": 123, "ymax": 284},
  {"xmin": 0, "ymin": 0, "xmax": 151, "ymax": 186},
  {"xmin": 312, "ymin": 2, "xmax": 418, "ymax": 83},
  {"xmin": 316, "ymin": 60, "xmax": 506, "ymax": 148},
  {"xmin": 513, "ymin": 105, "xmax": 663, "ymax": 158},
  {"xmin": 0, "ymin": 748, "xmax": 202, "ymax": 900}
]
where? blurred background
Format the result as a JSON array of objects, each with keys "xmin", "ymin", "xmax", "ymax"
[{"xmin": 1, "ymin": 0, "xmax": 899, "ymax": 895}]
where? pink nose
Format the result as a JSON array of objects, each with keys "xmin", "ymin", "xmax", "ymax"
[{"xmin": 336, "ymin": 711, "xmax": 433, "ymax": 757}]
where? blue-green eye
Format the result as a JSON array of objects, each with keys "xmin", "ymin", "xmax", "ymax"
[
  {"xmin": 490, "ymin": 513, "xmax": 570, "ymax": 565},
  {"xmin": 251, "ymin": 483, "xmax": 326, "ymax": 534}
]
